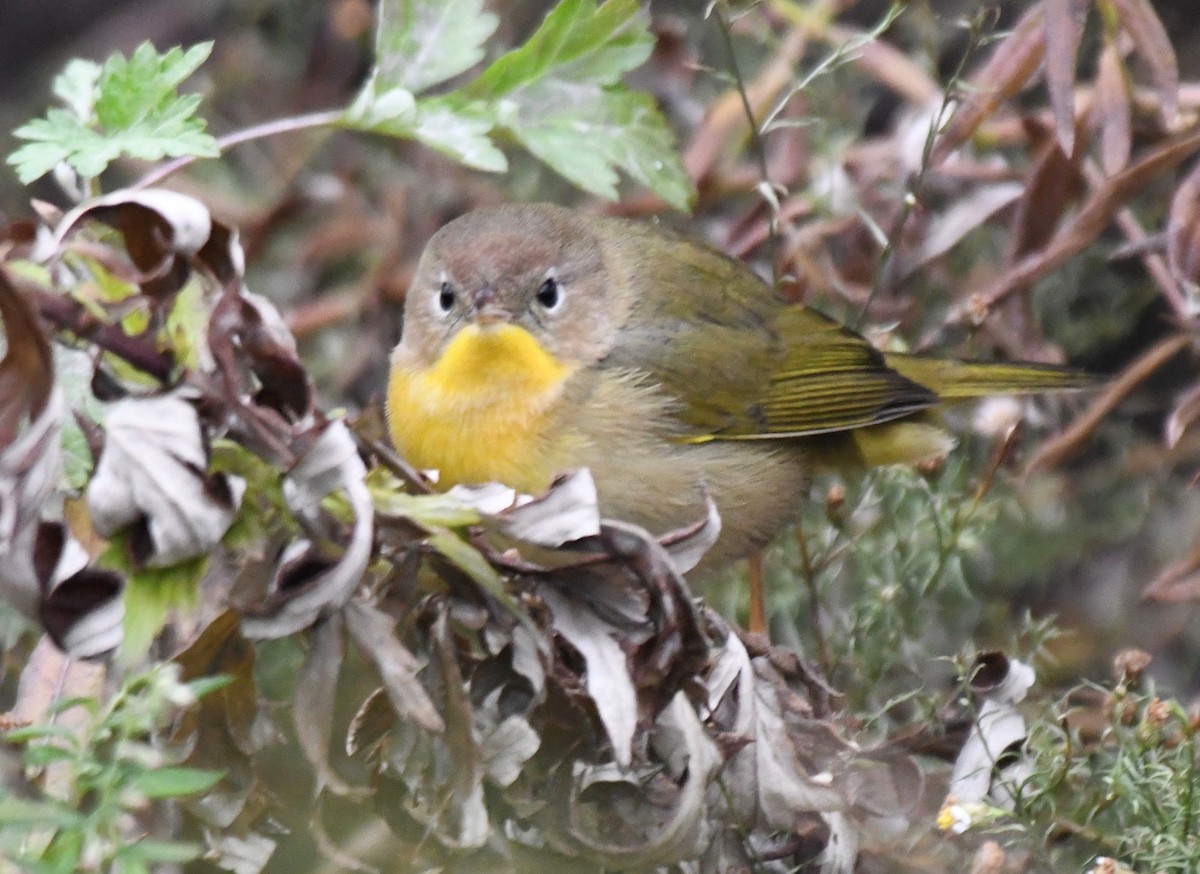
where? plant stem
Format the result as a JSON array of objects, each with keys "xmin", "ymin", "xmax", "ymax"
[{"xmin": 133, "ymin": 109, "xmax": 344, "ymax": 189}]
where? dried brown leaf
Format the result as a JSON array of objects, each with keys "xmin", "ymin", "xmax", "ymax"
[
  {"xmin": 1007, "ymin": 121, "xmax": 1086, "ymax": 263},
  {"xmin": 1166, "ymin": 379, "xmax": 1200, "ymax": 448},
  {"xmin": 1111, "ymin": 0, "xmax": 1179, "ymax": 127},
  {"xmin": 1142, "ymin": 538, "xmax": 1200, "ymax": 602},
  {"xmin": 6, "ymin": 636, "xmax": 106, "ymax": 797},
  {"xmin": 937, "ymin": 127, "xmax": 1200, "ymax": 336},
  {"xmin": 1094, "ymin": 40, "xmax": 1133, "ymax": 174},
  {"xmin": 1043, "ymin": 0, "xmax": 1087, "ymax": 156},
  {"xmin": 344, "ymin": 598, "xmax": 443, "ymax": 733},
  {"xmin": 541, "ymin": 584, "xmax": 638, "ymax": 768},
  {"xmin": 172, "ymin": 612, "xmax": 262, "ymax": 830},
  {"xmin": 241, "ymin": 421, "xmax": 372, "ymax": 638},
  {"xmin": 55, "ymin": 188, "xmax": 214, "ymax": 298},
  {"xmin": 931, "ymin": 3, "xmax": 1046, "ymax": 165},
  {"xmin": 1025, "ymin": 333, "xmax": 1192, "ymax": 472},
  {"xmin": 295, "ymin": 613, "xmax": 356, "ymax": 795},
  {"xmin": 903, "ymin": 182, "xmax": 1024, "ymax": 279},
  {"xmin": 1165, "ymin": 156, "xmax": 1200, "ymax": 300},
  {"xmin": 0, "ymin": 267, "xmax": 53, "ymax": 443}
]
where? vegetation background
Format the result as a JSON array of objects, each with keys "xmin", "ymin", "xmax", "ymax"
[{"xmin": 1, "ymin": 0, "xmax": 1200, "ymax": 872}]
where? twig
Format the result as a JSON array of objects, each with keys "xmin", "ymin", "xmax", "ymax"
[
  {"xmin": 30, "ymin": 287, "xmax": 175, "ymax": 380},
  {"xmin": 926, "ymin": 126, "xmax": 1200, "ymax": 347},
  {"xmin": 711, "ymin": 2, "xmax": 781, "ymax": 284},
  {"xmin": 1024, "ymin": 332, "xmax": 1194, "ymax": 474},
  {"xmin": 133, "ymin": 109, "xmax": 343, "ymax": 189}
]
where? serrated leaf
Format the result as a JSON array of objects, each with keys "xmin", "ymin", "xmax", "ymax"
[
  {"xmin": 95, "ymin": 42, "xmax": 213, "ymax": 130},
  {"xmin": 466, "ymin": 0, "xmax": 692, "ymax": 209},
  {"xmin": 52, "ymin": 59, "xmax": 101, "ymax": 122},
  {"xmin": 470, "ymin": 0, "xmax": 652, "ymax": 97},
  {"xmin": 7, "ymin": 42, "xmax": 218, "ymax": 184},
  {"xmin": 372, "ymin": 0, "xmax": 498, "ymax": 94},
  {"xmin": 410, "ymin": 97, "xmax": 507, "ymax": 171},
  {"xmin": 510, "ymin": 88, "xmax": 693, "ymax": 207},
  {"xmin": 131, "ymin": 765, "xmax": 223, "ymax": 799}
]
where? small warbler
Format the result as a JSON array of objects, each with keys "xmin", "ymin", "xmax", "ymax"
[{"xmin": 387, "ymin": 204, "xmax": 1088, "ymax": 570}]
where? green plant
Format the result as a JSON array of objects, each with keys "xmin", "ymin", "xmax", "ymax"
[{"xmin": 0, "ymin": 664, "xmax": 225, "ymax": 874}]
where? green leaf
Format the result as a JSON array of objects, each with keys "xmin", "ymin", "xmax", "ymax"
[
  {"xmin": 7, "ymin": 42, "xmax": 218, "ymax": 184},
  {"xmin": 467, "ymin": 0, "xmax": 693, "ymax": 209},
  {"xmin": 20, "ymin": 745, "xmax": 77, "ymax": 768},
  {"xmin": 4, "ymin": 724, "xmax": 81, "ymax": 746},
  {"xmin": 344, "ymin": 0, "xmax": 502, "ymax": 169},
  {"xmin": 118, "ymin": 839, "xmax": 204, "ymax": 863},
  {"xmin": 130, "ymin": 766, "xmax": 223, "ymax": 799},
  {"xmin": 372, "ymin": 0, "xmax": 499, "ymax": 94},
  {"xmin": 118, "ymin": 553, "xmax": 207, "ymax": 665},
  {"xmin": 367, "ymin": 469, "xmax": 481, "ymax": 527},
  {"xmin": 508, "ymin": 89, "xmax": 694, "ymax": 207},
  {"xmin": 0, "ymin": 798, "xmax": 83, "ymax": 828},
  {"xmin": 409, "ymin": 97, "xmax": 507, "ymax": 171},
  {"xmin": 52, "ymin": 59, "xmax": 102, "ymax": 122},
  {"xmin": 471, "ymin": 0, "xmax": 651, "ymax": 96}
]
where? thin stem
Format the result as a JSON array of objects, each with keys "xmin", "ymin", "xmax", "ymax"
[
  {"xmin": 712, "ymin": 3, "xmax": 780, "ymax": 286},
  {"xmin": 133, "ymin": 109, "xmax": 344, "ymax": 189}
]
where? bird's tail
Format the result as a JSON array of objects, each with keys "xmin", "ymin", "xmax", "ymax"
[{"xmin": 884, "ymin": 354, "xmax": 1097, "ymax": 401}]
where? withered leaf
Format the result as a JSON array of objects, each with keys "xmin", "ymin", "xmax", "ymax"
[
  {"xmin": 931, "ymin": 3, "xmax": 1045, "ymax": 165},
  {"xmin": 295, "ymin": 613, "xmax": 356, "ymax": 795},
  {"xmin": 55, "ymin": 188, "xmax": 214, "ymax": 297},
  {"xmin": 241, "ymin": 420, "xmax": 372, "ymax": 638},
  {"xmin": 0, "ymin": 267, "xmax": 54, "ymax": 443},
  {"xmin": 1043, "ymin": 0, "xmax": 1087, "ymax": 157},
  {"xmin": 949, "ymin": 654, "xmax": 1034, "ymax": 803},
  {"xmin": 541, "ymin": 585, "xmax": 637, "ymax": 768},
  {"xmin": 344, "ymin": 598, "xmax": 443, "ymax": 733},
  {"xmin": 1094, "ymin": 39, "xmax": 1132, "ymax": 175},
  {"xmin": 0, "ymin": 270, "xmax": 71, "ymax": 618},
  {"xmin": 1166, "ymin": 379, "xmax": 1200, "ymax": 449},
  {"xmin": 86, "ymin": 393, "xmax": 245, "ymax": 567},
  {"xmin": 1165, "ymin": 156, "xmax": 1200, "ymax": 302},
  {"xmin": 1111, "ymin": 0, "xmax": 1179, "ymax": 127}
]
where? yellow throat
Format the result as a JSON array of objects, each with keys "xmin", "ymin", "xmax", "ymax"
[{"xmin": 386, "ymin": 323, "xmax": 574, "ymax": 493}]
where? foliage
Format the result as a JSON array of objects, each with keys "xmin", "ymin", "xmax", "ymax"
[
  {"xmin": 0, "ymin": 0, "xmax": 1199, "ymax": 872},
  {"xmin": 0, "ymin": 663, "xmax": 224, "ymax": 874},
  {"xmin": 7, "ymin": 44, "xmax": 219, "ymax": 185}
]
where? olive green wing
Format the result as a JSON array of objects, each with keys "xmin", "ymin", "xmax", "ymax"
[
  {"xmin": 708, "ymin": 305, "xmax": 939, "ymax": 439},
  {"xmin": 594, "ymin": 218, "xmax": 938, "ymax": 439}
]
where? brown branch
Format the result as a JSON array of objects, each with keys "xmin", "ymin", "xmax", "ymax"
[
  {"xmin": 925, "ymin": 126, "xmax": 1200, "ymax": 347},
  {"xmin": 29, "ymin": 287, "xmax": 175, "ymax": 381},
  {"xmin": 1024, "ymin": 332, "xmax": 1194, "ymax": 474}
]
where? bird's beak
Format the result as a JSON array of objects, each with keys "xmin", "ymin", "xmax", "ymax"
[{"xmin": 471, "ymin": 286, "xmax": 508, "ymax": 326}]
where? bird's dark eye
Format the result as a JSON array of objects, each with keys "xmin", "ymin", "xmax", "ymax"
[
  {"xmin": 536, "ymin": 277, "xmax": 560, "ymax": 311},
  {"xmin": 437, "ymin": 281, "xmax": 455, "ymax": 313}
]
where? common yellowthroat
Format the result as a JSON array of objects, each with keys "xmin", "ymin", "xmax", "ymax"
[{"xmin": 387, "ymin": 203, "xmax": 1088, "ymax": 571}]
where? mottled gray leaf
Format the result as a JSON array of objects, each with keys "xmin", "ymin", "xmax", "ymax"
[
  {"xmin": 242, "ymin": 420, "xmax": 372, "ymax": 637},
  {"xmin": 541, "ymin": 585, "xmax": 636, "ymax": 768},
  {"xmin": 295, "ymin": 613, "xmax": 354, "ymax": 795},
  {"xmin": 950, "ymin": 657, "xmax": 1034, "ymax": 802},
  {"xmin": 86, "ymin": 394, "xmax": 245, "ymax": 567},
  {"xmin": 344, "ymin": 598, "xmax": 443, "ymax": 733}
]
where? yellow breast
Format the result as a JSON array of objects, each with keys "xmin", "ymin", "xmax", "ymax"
[{"xmin": 386, "ymin": 324, "xmax": 575, "ymax": 493}]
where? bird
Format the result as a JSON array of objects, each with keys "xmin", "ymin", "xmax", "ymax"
[{"xmin": 386, "ymin": 202, "xmax": 1089, "ymax": 579}]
